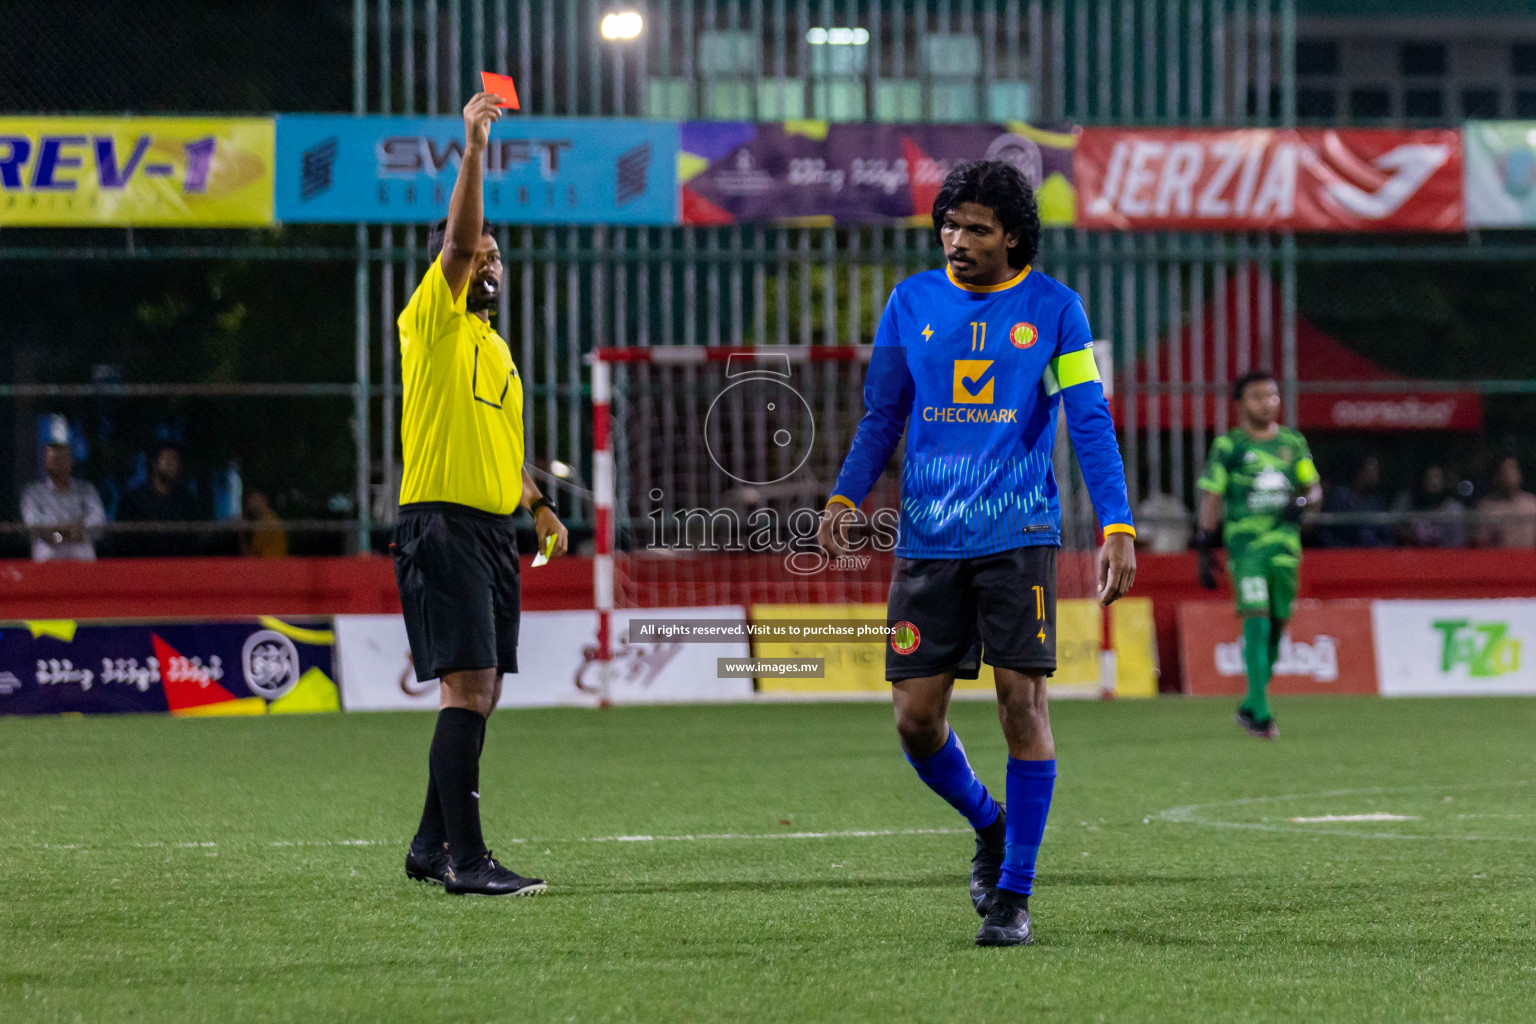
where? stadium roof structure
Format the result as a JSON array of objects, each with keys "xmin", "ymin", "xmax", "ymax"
[{"xmin": 1116, "ymin": 267, "xmax": 1483, "ymax": 432}]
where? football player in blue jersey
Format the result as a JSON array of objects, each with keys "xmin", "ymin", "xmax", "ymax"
[{"xmin": 820, "ymin": 160, "xmax": 1137, "ymax": 947}]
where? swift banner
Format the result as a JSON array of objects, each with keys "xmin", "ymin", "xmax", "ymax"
[
  {"xmin": 274, "ymin": 116, "xmax": 678, "ymax": 224},
  {"xmin": 0, "ymin": 117, "xmax": 274, "ymax": 226},
  {"xmin": 680, "ymin": 121, "xmax": 1077, "ymax": 226},
  {"xmin": 0, "ymin": 617, "xmax": 339, "ymax": 716},
  {"xmin": 1463, "ymin": 121, "xmax": 1536, "ymax": 227},
  {"xmin": 1076, "ymin": 128, "xmax": 1463, "ymax": 232}
]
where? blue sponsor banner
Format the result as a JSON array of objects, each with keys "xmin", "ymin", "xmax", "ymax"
[
  {"xmin": 0, "ymin": 619, "xmax": 338, "ymax": 716},
  {"xmin": 275, "ymin": 115, "xmax": 678, "ymax": 224}
]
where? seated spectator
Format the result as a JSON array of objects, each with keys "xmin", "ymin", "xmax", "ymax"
[
  {"xmin": 116, "ymin": 443, "xmax": 200, "ymax": 556},
  {"xmin": 20, "ymin": 415, "xmax": 106, "ymax": 563},
  {"xmin": 1319, "ymin": 454, "xmax": 1394, "ymax": 548},
  {"xmin": 1390, "ymin": 465, "xmax": 1468, "ymax": 548},
  {"xmin": 239, "ymin": 490, "xmax": 289, "ymax": 558},
  {"xmin": 1475, "ymin": 456, "xmax": 1536, "ymax": 548}
]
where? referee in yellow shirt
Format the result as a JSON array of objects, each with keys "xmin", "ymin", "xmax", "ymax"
[{"xmin": 396, "ymin": 92, "xmax": 568, "ymax": 897}]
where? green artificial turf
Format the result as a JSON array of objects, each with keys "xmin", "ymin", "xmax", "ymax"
[{"xmin": 2, "ymin": 696, "xmax": 1534, "ymax": 1023}]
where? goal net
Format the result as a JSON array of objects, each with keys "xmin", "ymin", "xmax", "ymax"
[{"xmin": 590, "ymin": 345, "xmax": 1123, "ymax": 696}]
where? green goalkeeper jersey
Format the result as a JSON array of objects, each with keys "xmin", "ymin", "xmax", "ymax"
[{"xmin": 1197, "ymin": 426, "xmax": 1319, "ymax": 559}]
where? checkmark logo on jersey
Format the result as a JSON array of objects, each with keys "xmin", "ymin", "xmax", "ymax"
[{"xmin": 953, "ymin": 360, "xmax": 996, "ymax": 404}]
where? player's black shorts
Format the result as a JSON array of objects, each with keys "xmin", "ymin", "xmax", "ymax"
[
  {"xmin": 392, "ymin": 502, "xmax": 520, "ymax": 681},
  {"xmin": 885, "ymin": 545, "xmax": 1057, "ymax": 682}
]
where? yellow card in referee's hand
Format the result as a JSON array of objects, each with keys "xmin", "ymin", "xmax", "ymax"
[{"xmin": 532, "ymin": 532, "xmax": 556, "ymax": 567}]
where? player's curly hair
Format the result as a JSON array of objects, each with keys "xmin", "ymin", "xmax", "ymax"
[
  {"xmin": 931, "ymin": 160, "xmax": 1041, "ymax": 269},
  {"xmin": 426, "ymin": 217, "xmax": 495, "ymax": 262},
  {"xmin": 1231, "ymin": 370, "xmax": 1277, "ymax": 403}
]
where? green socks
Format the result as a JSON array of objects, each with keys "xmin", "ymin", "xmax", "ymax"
[{"xmin": 1241, "ymin": 616, "xmax": 1272, "ymax": 721}]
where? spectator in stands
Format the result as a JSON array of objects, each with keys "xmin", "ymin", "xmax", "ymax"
[
  {"xmin": 1390, "ymin": 464, "xmax": 1468, "ymax": 548},
  {"xmin": 1320, "ymin": 454, "xmax": 1394, "ymax": 548},
  {"xmin": 239, "ymin": 490, "xmax": 289, "ymax": 558},
  {"xmin": 117, "ymin": 443, "xmax": 200, "ymax": 556},
  {"xmin": 20, "ymin": 415, "xmax": 106, "ymax": 563},
  {"xmin": 1475, "ymin": 456, "xmax": 1536, "ymax": 548}
]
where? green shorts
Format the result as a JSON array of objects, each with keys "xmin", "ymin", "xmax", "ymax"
[{"xmin": 1229, "ymin": 551, "xmax": 1299, "ymax": 619}]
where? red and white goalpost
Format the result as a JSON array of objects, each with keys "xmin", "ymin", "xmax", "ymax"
[{"xmin": 589, "ymin": 345, "xmax": 1122, "ymax": 702}]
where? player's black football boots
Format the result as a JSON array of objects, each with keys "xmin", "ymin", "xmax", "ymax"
[
  {"xmin": 975, "ymin": 889, "xmax": 1033, "ymax": 947},
  {"xmin": 970, "ymin": 807, "xmax": 1007, "ymax": 915},
  {"xmin": 1235, "ymin": 706, "xmax": 1280, "ymax": 739},
  {"xmin": 405, "ymin": 839, "xmax": 451, "ymax": 885},
  {"xmin": 443, "ymin": 850, "xmax": 547, "ymax": 896}
]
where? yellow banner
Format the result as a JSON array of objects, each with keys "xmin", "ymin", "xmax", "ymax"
[
  {"xmin": 752, "ymin": 599, "xmax": 1157, "ymax": 697},
  {"xmin": 0, "ymin": 117, "xmax": 274, "ymax": 226}
]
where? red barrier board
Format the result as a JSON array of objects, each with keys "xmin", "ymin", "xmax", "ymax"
[
  {"xmin": 1076, "ymin": 129, "xmax": 1463, "ymax": 232},
  {"xmin": 1177, "ymin": 599, "xmax": 1379, "ymax": 696}
]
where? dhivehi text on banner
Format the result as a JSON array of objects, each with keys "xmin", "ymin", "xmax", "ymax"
[
  {"xmin": 0, "ymin": 617, "xmax": 339, "ymax": 716},
  {"xmin": 1463, "ymin": 121, "xmax": 1536, "ymax": 227},
  {"xmin": 0, "ymin": 117, "xmax": 274, "ymax": 226},
  {"xmin": 274, "ymin": 115, "xmax": 678, "ymax": 224},
  {"xmin": 680, "ymin": 121, "xmax": 1077, "ymax": 226}
]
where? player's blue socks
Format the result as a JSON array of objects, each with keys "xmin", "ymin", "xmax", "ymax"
[
  {"xmin": 905, "ymin": 728, "xmax": 1001, "ymax": 831},
  {"xmin": 997, "ymin": 758, "xmax": 1057, "ymax": 897}
]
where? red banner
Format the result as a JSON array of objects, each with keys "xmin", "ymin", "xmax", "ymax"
[
  {"xmin": 1177, "ymin": 600, "xmax": 1379, "ymax": 696},
  {"xmin": 1077, "ymin": 129, "xmax": 1463, "ymax": 232}
]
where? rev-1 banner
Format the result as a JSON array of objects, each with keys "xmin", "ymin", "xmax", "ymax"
[{"xmin": 1076, "ymin": 128, "xmax": 1463, "ymax": 232}]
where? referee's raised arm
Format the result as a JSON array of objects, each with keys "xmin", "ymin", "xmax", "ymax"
[{"xmin": 441, "ymin": 93, "xmax": 502, "ymax": 300}]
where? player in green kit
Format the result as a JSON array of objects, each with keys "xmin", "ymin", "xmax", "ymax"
[{"xmin": 1195, "ymin": 371, "xmax": 1322, "ymax": 739}]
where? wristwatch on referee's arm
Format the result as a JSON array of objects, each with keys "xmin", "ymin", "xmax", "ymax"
[{"xmin": 528, "ymin": 495, "xmax": 557, "ymax": 519}]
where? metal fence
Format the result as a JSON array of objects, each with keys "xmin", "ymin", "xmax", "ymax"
[{"xmin": 7, "ymin": 1, "xmax": 1536, "ymax": 559}]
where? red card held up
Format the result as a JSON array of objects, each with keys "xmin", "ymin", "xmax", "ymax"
[{"xmin": 480, "ymin": 71, "xmax": 520, "ymax": 109}]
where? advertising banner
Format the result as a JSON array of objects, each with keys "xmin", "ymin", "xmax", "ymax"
[
  {"xmin": 1076, "ymin": 128, "xmax": 1463, "ymax": 232},
  {"xmin": 751, "ymin": 598, "xmax": 1157, "ymax": 698},
  {"xmin": 0, "ymin": 117, "xmax": 274, "ymax": 226},
  {"xmin": 1178, "ymin": 600, "xmax": 1378, "ymax": 696},
  {"xmin": 1373, "ymin": 599, "xmax": 1536, "ymax": 697},
  {"xmin": 1463, "ymin": 121, "xmax": 1536, "ymax": 227},
  {"xmin": 274, "ymin": 115, "xmax": 678, "ymax": 224},
  {"xmin": 0, "ymin": 617, "xmax": 339, "ymax": 716},
  {"xmin": 335, "ymin": 608, "xmax": 752, "ymax": 710},
  {"xmin": 680, "ymin": 121, "xmax": 1077, "ymax": 226}
]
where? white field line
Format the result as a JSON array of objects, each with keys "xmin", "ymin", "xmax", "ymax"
[
  {"xmin": 1150, "ymin": 781, "xmax": 1533, "ymax": 841},
  {"xmin": 1287, "ymin": 813, "xmax": 1419, "ymax": 823},
  {"xmin": 36, "ymin": 826, "xmax": 971, "ymax": 853}
]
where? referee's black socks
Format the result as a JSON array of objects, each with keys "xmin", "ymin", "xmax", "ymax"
[{"xmin": 428, "ymin": 706, "xmax": 488, "ymax": 864}]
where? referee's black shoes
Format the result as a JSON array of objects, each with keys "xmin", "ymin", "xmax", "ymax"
[
  {"xmin": 405, "ymin": 840, "xmax": 451, "ymax": 885},
  {"xmin": 444, "ymin": 850, "xmax": 547, "ymax": 896}
]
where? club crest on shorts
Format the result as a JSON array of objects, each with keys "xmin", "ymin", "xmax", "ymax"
[
  {"xmin": 1009, "ymin": 322, "xmax": 1038, "ymax": 349},
  {"xmin": 891, "ymin": 621, "xmax": 921, "ymax": 655}
]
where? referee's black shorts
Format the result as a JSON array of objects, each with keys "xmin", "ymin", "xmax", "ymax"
[
  {"xmin": 885, "ymin": 545, "xmax": 1057, "ymax": 683},
  {"xmin": 392, "ymin": 502, "xmax": 520, "ymax": 681}
]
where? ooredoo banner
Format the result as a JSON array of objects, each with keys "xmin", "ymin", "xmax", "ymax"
[
  {"xmin": 0, "ymin": 117, "xmax": 275, "ymax": 226},
  {"xmin": 1178, "ymin": 600, "xmax": 1379, "ymax": 696},
  {"xmin": 335, "ymin": 608, "xmax": 752, "ymax": 710},
  {"xmin": 1372, "ymin": 599, "xmax": 1536, "ymax": 696},
  {"xmin": 1076, "ymin": 128, "xmax": 1463, "ymax": 232},
  {"xmin": 0, "ymin": 617, "xmax": 339, "ymax": 715}
]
